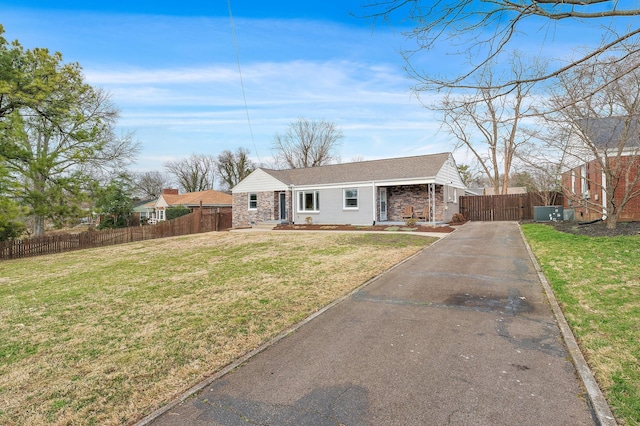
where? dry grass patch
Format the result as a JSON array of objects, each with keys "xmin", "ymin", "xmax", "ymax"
[{"xmin": 0, "ymin": 231, "xmax": 434, "ymax": 425}]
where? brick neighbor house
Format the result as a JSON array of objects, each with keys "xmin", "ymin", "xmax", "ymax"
[
  {"xmin": 149, "ymin": 189, "xmax": 232, "ymax": 223},
  {"xmin": 231, "ymin": 152, "xmax": 466, "ymax": 228},
  {"xmin": 561, "ymin": 116, "xmax": 640, "ymax": 222}
]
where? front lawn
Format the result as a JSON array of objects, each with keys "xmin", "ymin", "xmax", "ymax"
[
  {"xmin": 522, "ymin": 224, "xmax": 640, "ymax": 425},
  {"xmin": 0, "ymin": 231, "xmax": 435, "ymax": 425}
]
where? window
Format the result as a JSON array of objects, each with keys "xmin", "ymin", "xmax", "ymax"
[
  {"xmin": 248, "ymin": 193, "xmax": 257, "ymax": 210},
  {"xmin": 298, "ymin": 191, "xmax": 320, "ymax": 212},
  {"xmin": 343, "ymin": 188, "xmax": 358, "ymax": 209},
  {"xmin": 158, "ymin": 210, "xmax": 164, "ymax": 220}
]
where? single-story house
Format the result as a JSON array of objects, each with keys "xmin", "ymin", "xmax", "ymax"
[
  {"xmin": 231, "ymin": 152, "xmax": 466, "ymax": 228},
  {"xmin": 133, "ymin": 198, "xmax": 156, "ymax": 221},
  {"xmin": 561, "ymin": 116, "xmax": 640, "ymax": 221},
  {"xmin": 151, "ymin": 189, "xmax": 233, "ymax": 223}
]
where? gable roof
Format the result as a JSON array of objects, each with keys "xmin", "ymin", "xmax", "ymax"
[
  {"xmin": 158, "ymin": 190, "xmax": 232, "ymax": 207},
  {"xmin": 577, "ymin": 116, "xmax": 640, "ymax": 150},
  {"xmin": 133, "ymin": 199, "xmax": 156, "ymax": 212},
  {"xmin": 260, "ymin": 152, "xmax": 452, "ymax": 186}
]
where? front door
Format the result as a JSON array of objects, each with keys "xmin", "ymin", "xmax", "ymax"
[
  {"xmin": 279, "ymin": 193, "xmax": 287, "ymax": 221},
  {"xmin": 380, "ymin": 188, "xmax": 388, "ymax": 221}
]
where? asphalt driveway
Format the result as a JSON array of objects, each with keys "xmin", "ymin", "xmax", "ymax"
[{"xmin": 144, "ymin": 222, "xmax": 601, "ymax": 425}]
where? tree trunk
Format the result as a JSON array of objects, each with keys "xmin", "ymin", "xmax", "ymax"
[
  {"xmin": 33, "ymin": 215, "xmax": 45, "ymax": 236},
  {"xmin": 605, "ymin": 195, "xmax": 619, "ymax": 229}
]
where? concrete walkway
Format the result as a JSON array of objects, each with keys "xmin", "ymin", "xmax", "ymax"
[{"xmin": 144, "ymin": 222, "xmax": 606, "ymax": 425}]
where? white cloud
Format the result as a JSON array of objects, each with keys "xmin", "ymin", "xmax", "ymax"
[
  {"xmin": 5, "ymin": 5, "xmax": 524, "ymax": 171},
  {"xmin": 85, "ymin": 66, "xmax": 240, "ymax": 85}
]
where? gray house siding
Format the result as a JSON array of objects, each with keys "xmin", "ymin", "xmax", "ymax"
[
  {"xmin": 442, "ymin": 185, "xmax": 461, "ymax": 222},
  {"xmin": 294, "ymin": 186, "xmax": 374, "ymax": 225}
]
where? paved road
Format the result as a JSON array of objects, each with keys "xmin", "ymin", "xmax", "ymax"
[{"xmin": 147, "ymin": 222, "xmax": 597, "ymax": 425}]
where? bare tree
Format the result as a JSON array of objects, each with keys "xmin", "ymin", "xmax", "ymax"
[
  {"xmin": 272, "ymin": 118, "xmax": 343, "ymax": 169},
  {"xmin": 216, "ymin": 147, "xmax": 256, "ymax": 191},
  {"xmin": 539, "ymin": 49, "xmax": 640, "ymax": 229},
  {"xmin": 364, "ymin": 0, "xmax": 640, "ymax": 95},
  {"xmin": 131, "ymin": 171, "xmax": 172, "ymax": 199},
  {"xmin": 434, "ymin": 56, "xmax": 538, "ymax": 194},
  {"xmin": 164, "ymin": 154, "xmax": 216, "ymax": 193}
]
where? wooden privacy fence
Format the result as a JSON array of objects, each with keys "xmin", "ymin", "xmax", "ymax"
[
  {"xmin": 1, "ymin": 208, "xmax": 232, "ymax": 261},
  {"xmin": 459, "ymin": 192, "xmax": 564, "ymax": 221}
]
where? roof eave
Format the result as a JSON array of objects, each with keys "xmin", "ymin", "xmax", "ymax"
[{"xmin": 292, "ymin": 177, "xmax": 438, "ymax": 189}]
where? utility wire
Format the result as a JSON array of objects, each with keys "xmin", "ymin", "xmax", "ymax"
[{"xmin": 227, "ymin": 0, "xmax": 261, "ymax": 164}]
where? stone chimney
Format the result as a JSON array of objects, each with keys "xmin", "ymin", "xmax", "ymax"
[{"xmin": 162, "ymin": 188, "xmax": 179, "ymax": 195}]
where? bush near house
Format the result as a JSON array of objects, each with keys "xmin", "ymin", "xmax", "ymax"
[{"xmin": 166, "ymin": 205, "xmax": 191, "ymax": 220}]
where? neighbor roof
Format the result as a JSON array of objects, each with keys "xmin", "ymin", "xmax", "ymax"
[
  {"xmin": 260, "ymin": 152, "xmax": 451, "ymax": 186},
  {"xmin": 162, "ymin": 190, "xmax": 232, "ymax": 206},
  {"xmin": 577, "ymin": 116, "xmax": 640, "ymax": 150}
]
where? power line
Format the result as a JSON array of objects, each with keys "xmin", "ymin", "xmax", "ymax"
[{"xmin": 227, "ymin": 0, "xmax": 261, "ymax": 164}]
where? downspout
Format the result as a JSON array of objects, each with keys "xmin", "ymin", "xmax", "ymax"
[
  {"xmin": 431, "ymin": 183, "xmax": 435, "ymax": 225},
  {"xmin": 372, "ymin": 182, "xmax": 377, "ymax": 225},
  {"xmin": 289, "ymin": 184, "xmax": 295, "ymax": 224},
  {"xmin": 601, "ymin": 170, "xmax": 607, "ymax": 221},
  {"xmin": 443, "ymin": 183, "xmax": 447, "ymax": 223},
  {"xmin": 433, "ymin": 183, "xmax": 436, "ymax": 225}
]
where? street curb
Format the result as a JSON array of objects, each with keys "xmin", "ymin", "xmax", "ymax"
[
  {"xmin": 135, "ymin": 235, "xmax": 444, "ymax": 425},
  {"xmin": 519, "ymin": 226, "xmax": 617, "ymax": 426}
]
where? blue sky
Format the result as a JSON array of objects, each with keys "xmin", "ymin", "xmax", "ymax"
[{"xmin": 1, "ymin": 1, "xmax": 613, "ymax": 172}]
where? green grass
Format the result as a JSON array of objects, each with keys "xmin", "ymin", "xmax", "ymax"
[
  {"xmin": 522, "ymin": 224, "xmax": 640, "ymax": 426},
  {"xmin": 0, "ymin": 231, "xmax": 434, "ymax": 425}
]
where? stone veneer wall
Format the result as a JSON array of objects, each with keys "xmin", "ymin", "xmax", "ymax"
[
  {"xmin": 232, "ymin": 193, "xmax": 248, "ymax": 228},
  {"xmin": 281, "ymin": 191, "xmax": 293, "ymax": 223},
  {"xmin": 268, "ymin": 191, "xmax": 292, "ymax": 224},
  {"xmin": 387, "ymin": 185, "xmax": 444, "ymax": 222},
  {"xmin": 232, "ymin": 192, "xmax": 274, "ymax": 227},
  {"xmin": 233, "ymin": 191, "xmax": 291, "ymax": 228}
]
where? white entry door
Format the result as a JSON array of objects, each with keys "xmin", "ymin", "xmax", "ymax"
[{"xmin": 380, "ymin": 188, "xmax": 388, "ymax": 221}]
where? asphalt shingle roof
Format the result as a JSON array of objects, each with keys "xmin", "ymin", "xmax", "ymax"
[
  {"xmin": 578, "ymin": 116, "xmax": 640, "ymax": 150},
  {"xmin": 260, "ymin": 153, "xmax": 451, "ymax": 186},
  {"xmin": 163, "ymin": 190, "xmax": 232, "ymax": 206}
]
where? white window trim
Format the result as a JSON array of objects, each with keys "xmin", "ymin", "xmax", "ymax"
[
  {"xmin": 248, "ymin": 193, "xmax": 258, "ymax": 210},
  {"xmin": 297, "ymin": 191, "xmax": 320, "ymax": 213},
  {"xmin": 343, "ymin": 188, "xmax": 359, "ymax": 210}
]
